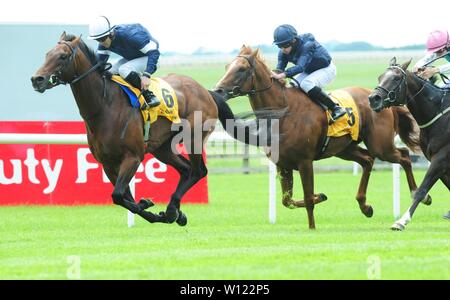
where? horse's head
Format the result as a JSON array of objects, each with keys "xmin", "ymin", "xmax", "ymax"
[
  {"xmin": 214, "ymin": 45, "xmax": 271, "ymax": 100},
  {"xmin": 31, "ymin": 32, "xmax": 81, "ymax": 93},
  {"xmin": 368, "ymin": 57, "xmax": 412, "ymax": 112}
]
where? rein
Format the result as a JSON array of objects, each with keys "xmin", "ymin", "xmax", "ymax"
[{"xmin": 376, "ymin": 65, "xmax": 450, "ymax": 129}]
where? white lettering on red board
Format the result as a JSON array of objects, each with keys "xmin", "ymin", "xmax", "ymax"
[
  {"xmin": 0, "ymin": 147, "xmax": 168, "ymax": 194},
  {"xmin": 0, "ymin": 149, "xmax": 63, "ymax": 194}
]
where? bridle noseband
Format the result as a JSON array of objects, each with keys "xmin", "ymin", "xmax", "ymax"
[
  {"xmin": 374, "ymin": 65, "xmax": 408, "ymax": 106},
  {"xmin": 224, "ymin": 55, "xmax": 273, "ymax": 98},
  {"xmin": 49, "ymin": 41, "xmax": 103, "ymax": 86}
]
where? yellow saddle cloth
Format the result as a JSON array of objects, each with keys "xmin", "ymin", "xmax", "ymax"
[
  {"xmin": 111, "ymin": 75, "xmax": 181, "ymax": 124},
  {"xmin": 326, "ymin": 89, "xmax": 360, "ymax": 141}
]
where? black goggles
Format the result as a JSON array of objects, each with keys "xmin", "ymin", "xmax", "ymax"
[{"xmin": 278, "ymin": 42, "xmax": 292, "ymax": 49}]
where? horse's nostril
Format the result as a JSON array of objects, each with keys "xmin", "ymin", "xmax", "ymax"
[
  {"xmin": 214, "ymin": 88, "xmax": 224, "ymax": 94},
  {"xmin": 31, "ymin": 76, "xmax": 45, "ymax": 84},
  {"xmin": 369, "ymin": 94, "xmax": 381, "ymax": 102}
]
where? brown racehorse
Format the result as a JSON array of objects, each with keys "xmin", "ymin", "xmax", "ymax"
[
  {"xmin": 214, "ymin": 46, "xmax": 429, "ymax": 229},
  {"xmin": 369, "ymin": 57, "xmax": 450, "ymax": 230},
  {"xmin": 31, "ymin": 33, "xmax": 270, "ymax": 226}
]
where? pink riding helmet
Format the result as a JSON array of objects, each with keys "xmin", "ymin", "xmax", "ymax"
[{"xmin": 426, "ymin": 30, "xmax": 449, "ymax": 54}]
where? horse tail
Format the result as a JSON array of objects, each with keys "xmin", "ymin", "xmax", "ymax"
[
  {"xmin": 392, "ymin": 107, "xmax": 421, "ymax": 153},
  {"xmin": 208, "ymin": 90, "xmax": 284, "ymax": 146}
]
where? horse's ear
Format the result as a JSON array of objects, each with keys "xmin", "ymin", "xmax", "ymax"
[
  {"xmin": 401, "ymin": 58, "xmax": 412, "ymax": 71},
  {"xmin": 59, "ymin": 31, "xmax": 67, "ymax": 41},
  {"xmin": 389, "ymin": 57, "xmax": 397, "ymax": 66},
  {"xmin": 71, "ymin": 35, "xmax": 82, "ymax": 46},
  {"xmin": 253, "ymin": 48, "xmax": 260, "ymax": 57}
]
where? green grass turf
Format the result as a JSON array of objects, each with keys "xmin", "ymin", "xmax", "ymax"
[{"xmin": 0, "ymin": 170, "xmax": 448, "ymax": 279}]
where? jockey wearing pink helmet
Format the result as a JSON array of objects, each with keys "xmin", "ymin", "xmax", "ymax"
[
  {"xmin": 414, "ymin": 29, "xmax": 450, "ymax": 88},
  {"xmin": 426, "ymin": 30, "xmax": 449, "ymax": 54}
]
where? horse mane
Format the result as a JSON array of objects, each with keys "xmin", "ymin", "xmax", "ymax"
[
  {"xmin": 409, "ymin": 70, "xmax": 449, "ymax": 94},
  {"xmin": 63, "ymin": 34, "xmax": 99, "ymax": 67},
  {"xmin": 238, "ymin": 45, "xmax": 271, "ymax": 72}
]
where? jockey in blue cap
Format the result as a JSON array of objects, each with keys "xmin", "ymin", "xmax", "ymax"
[
  {"xmin": 271, "ymin": 24, "xmax": 345, "ymax": 123},
  {"xmin": 88, "ymin": 16, "xmax": 160, "ymax": 109}
]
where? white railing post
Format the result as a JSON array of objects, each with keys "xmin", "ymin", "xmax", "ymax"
[
  {"xmin": 393, "ymin": 163, "xmax": 401, "ymax": 220},
  {"xmin": 269, "ymin": 161, "xmax": 276, "ymax": 224}
]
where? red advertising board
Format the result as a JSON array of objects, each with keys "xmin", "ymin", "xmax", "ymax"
[{"xmin": 0, "ymin": 121, "xmax": 208, "ymax": 205}]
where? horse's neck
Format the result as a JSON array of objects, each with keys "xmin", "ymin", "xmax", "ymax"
[
  {"xmin": 407, "ymin": 75, "xmax": 445, "ymax": 125},
  {"xmin": 249, "ymin": 64, "xmax": 287, "ymax": 110},
  {"xmin": 70, "ymin": 58, "xmax": 107, "ymax": 124}
]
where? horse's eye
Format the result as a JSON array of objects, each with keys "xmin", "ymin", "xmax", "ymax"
[
  {"xmin": 238, "ymin": 67, "xmax": 246, "ymax": 73},
  {"xmin": 60, "ymin": 54, "xmax": 67, "ymax": 60},
  {"xmin": 394, "ymin": 76, "xmax": 400, "ymax": 81}
]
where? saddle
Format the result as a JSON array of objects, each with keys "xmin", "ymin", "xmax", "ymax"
[{"xmin": 111, "ymin": 75, "xmax": 181, "ymax": 125}]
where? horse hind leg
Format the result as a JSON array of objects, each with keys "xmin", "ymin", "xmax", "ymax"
[
  {"xmin": 336, "ymin": 146, "xmax": 374, "ymax": 217},
  {"xmin": 382, "ymin": 147, "xmax": 431, "ymax": 205}
]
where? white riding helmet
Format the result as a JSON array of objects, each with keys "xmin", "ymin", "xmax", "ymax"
[{"xmin": 88, "ymin": 16, "xmax": 115, "ymax": 40}]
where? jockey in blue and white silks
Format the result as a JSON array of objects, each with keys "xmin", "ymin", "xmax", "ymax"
[
  {"xmin": 270, "ymin": 24, "xmax": 345, "ymax": 123},
  {"xmin": 88, "ymin": 16, "xmax": 160, "ymax": 109}
]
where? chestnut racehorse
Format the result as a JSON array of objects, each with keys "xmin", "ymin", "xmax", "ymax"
[{"xmin": 214, "ymin": 46, "xmax": 429, "ymax": 229}]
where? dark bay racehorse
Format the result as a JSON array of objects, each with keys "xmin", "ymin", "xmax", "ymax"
[
  {"xmin": 369, "ymin": 57, "xmax": 450, "ymax": 230},
  {"xmin": 214, "ymin": 46, "xmax": 428, "ymax": 229},
  {"xmin": 31, "ymin": 33, "xmax": 268, "ymax": 226}
]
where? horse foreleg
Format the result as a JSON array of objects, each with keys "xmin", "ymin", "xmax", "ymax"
[
  {"xmin": 336, "ymin": 146, "xmax": 374, "ymax": 217},
  {"xmin": 298, "ymin": 159, "xmax": 316, "ymax": 229},
  {"xmin": 111, "ymin": 155, "xmax": 142, "ymax": 214},
  {"xmin": 384, "ymin": 147, "xmax": 432, "ymax": 205},
  {"xmin": 279, "ymin": 166, "xmax": 327, "ymax": 208},
  {"xmin": 150, "ymin": 144, "xmax": 194, "ymax": 225},
  {"xmin": 120, "ymin": 188, "xmax": 168, "ymax": 224},
  {"xmin": 165, "ymin": 153, "xmax": 207, "ymax": 224},
  {"xmin": 392, "ymin": 149, "xmax": 449, "ymax": 231},
  {"xmin": 279, "ymin": 167, "xmax": 295, "ymax": 208}
]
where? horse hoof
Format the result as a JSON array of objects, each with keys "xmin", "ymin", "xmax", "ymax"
[
  {"xmin": 165, "ymin": 207, "xmax": 179, "ymax": 224},
  {"xmin": 391, "ymin": 222, "xmax": 405, "ymax": 231},
  {"xmin": 318, "ymin": 193, "xmax": 328, "ymax": 202},
  {"xmin": 363, "ymin": 206, "xmax": 374, "ymax": 218},
  {"xmin": 176, "ymin": 211, "xmax": 188, "ymax": 227},
  {"xmin": 138, "ymin": 198, "xmax": 155, "ymax": 210},
  {"xmin": 421, "ymin": 194, "xmax": 432, "ymax": 206}
]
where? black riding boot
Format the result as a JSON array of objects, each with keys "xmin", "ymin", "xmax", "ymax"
[
  {"xmin": 307, "ymin": 86, "xmax": 346, "ymax": 123},
  {"xmin": 125, "ymin": 71, "xmax": 160, "ymax": 109}
]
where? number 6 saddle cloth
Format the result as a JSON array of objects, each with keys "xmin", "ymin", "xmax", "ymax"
[
  {"xmin": 111, "ymin": 75, "xmax": 181, "ymax": 125},
  {"xmin": 326, "ymin": 89, "xmax": 360, "ymax": 141}
]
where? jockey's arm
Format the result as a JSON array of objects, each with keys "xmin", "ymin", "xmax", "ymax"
[
  {"xmin": 438, "ymin": 62, "xmax": 450, "ymax": 74},
  {"xmin": 285, "ymin": 42, "xmax": 314, "ymax": 77}
]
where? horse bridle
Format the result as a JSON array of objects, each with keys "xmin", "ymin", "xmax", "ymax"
[
  {"xmin": 49, "ymin": 41, "xmax": 104, "ymax": 86},
  {"xmin": 225, "ymin": 55, "xmax": 273, "ymax": 98},
  {"xmin": 374, "ymin": 65, "xmax": 408, "ymax": 106}
]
